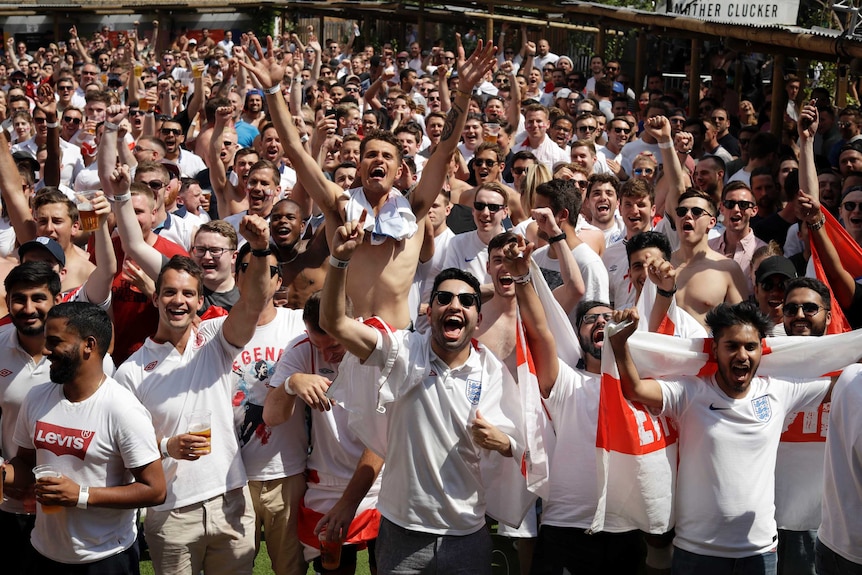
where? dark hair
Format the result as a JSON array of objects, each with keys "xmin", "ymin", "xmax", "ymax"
[
  {"xmin": 619, "ymin": 178, "xmax": 655, "ymax": 204},
  {"xmin": 487, "ymin": 231, "xmax": 519, "ymax": 255},
  {"xmin": 430, "ymin": 268, "xmax": 481, "ymax": 312},
  {"xmin": 699, "ymin": 154, "xmax": 726, "ymax": 173},
  {"xmin": 748, "ymin": 132, "xmax": 780, "ymax": 161},
  {"xmin": 722, "ymin": 181, "xmax": 754, "ymax": 201},
  {"xmin": 303, "ymin": 290, "xmax": 353, "ymax": 333},
  {"xmin": 4, "ymin": 261, "xmax": 61, "ymax": 297},
  {"xmin": 536, "ymin": 179, "xmax": 582, "ymax": 226},
  {"xmin": 33, "ymin": 189, "xmax": 79, "ymax": 224},
  {"xmin": 587, "ymin": 173, "xmax": 621, "ymax": 198},
  {"xmin": 155, "ymin": 255, "xmax": 203, "ymax": 296},
  {"xmin": 575, "ymin": 299, "xmax": 612, "ymax": 327},
  {"xmin": 46, "ymin": 302, "xmax": 112, "ymax": 357},
  {"xmin": 360, "ymin": 129, "xmax": 403, "ymax": 164},
  {"xmin": 785, "ymin": 277, "xmax": 831, "ymax": 310},
  {"xmin": 511, "ymin": 150, "xmax": 538, "ymax": 164},
  {"xmin": 678, "ymin": 189, "xmax": 718, "ymax": 216},
  {"xmin": 705, "ymin": 301, "xmax": 773, "ymax": 340},
  {"xmin": 625, "ymin": 231, "xmax": 672, "ymax": 262}
]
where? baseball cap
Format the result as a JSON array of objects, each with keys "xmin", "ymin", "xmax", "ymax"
[
  {"xmin": 12, "ymin": 151, "xmax": 39, "ymax": 175},
  {"xmin": 755, "ymin": 256, "xmax": 797, "ymax": 284},
  {"xmin": 556, "ymin": 88, "xmax": 572, "ymax": 99},
  {"xmin": 397, "ymin": 51, "xmax": 409, "ymax": 59},
  {"xmin": 19, "ymin": 236, "xmax": 66, "ymax": 267},
  {"xmin": 613, "ymin": 81, "xmax": 625, "ymax": 93},
  {"xmin": 160, "ymin": 159, "xmax": 182, "ymax": 179},
  {"xmin": 188, "ymin": 38, "xmax": 198, "ymax": 45}
]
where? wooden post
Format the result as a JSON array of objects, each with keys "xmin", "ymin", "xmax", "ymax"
[
  {"xmin": 486, "ymin": 4, "xmax": 494, "ymax": 43},
  {"xmin": 772, "ymin": 54, "xmax": 785, "ymax": 138},
  {"xmin": 689, "ymin": 38, "xmax": 701, "ymax": 113},
  {"xmin": 635, "ymin": 31, "xmax": 645, "ymax": 94},
  {"xmin": 418, "ymin": 0, "xmax": 426, "ymax": 46},
  {"xmin": 837, "ymin": 63, "xmax": 848, "ymax": 108},
  {"xmin": 595, "ymin": 24, "xmax": 605, "ymax": 57}
]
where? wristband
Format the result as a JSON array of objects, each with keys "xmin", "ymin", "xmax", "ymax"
[
  {"xmin": 513, "ymin": 271, "xmax": 532, "ymax": 285},
  {"xmin": 283, "ymin": 378, "xmax": 297, "ymax": 396},
  {"xmin": 77, "ymin": 485, "xmax": 90, "ymax": 509},
  {"xmin": 160, "ymin": 437, "xmax": 171, "ymax": 459},
  {"xmin": 454, "ymin": 88, "xmax": 472, "ymax": 99},
  {"xmin": 103, "ymin": 121, "xmax": 119, "ymax": 132},
  {"xmin": 251, "ymin": 247, "xmax": 272, "ymax": 257},
  {"xmin": 807, "ymin": 214, "xmax": 825, "ymax": 231},
  {"xmin": 108, "ymin": 192, "xmax": 132, "ymax": 202},
  {"xmin": 45, "ymin": 121, "xmax": 59, "ymax": 129},
  {"xmin": 329, "ymin": 255, "xmax": 350, "ymax": 269},
  {"xmin": 548, "ymin": 231, "xmax": 567, "ymax": 244},
  {"xmin": 658, "ymin": 140, "xmax": 673, "ymax": 149},
  {"xmin": 656, "ymin": 284, "xmax": 677, "ymax": 298},
  {"xmin": 264, "ymin": 84, "xmax": 281, "ymax": 95}
]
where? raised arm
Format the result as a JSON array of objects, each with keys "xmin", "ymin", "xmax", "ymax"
[
  {"xmin": 411, "ymin": 41, "xmax": 498, "ymax": 220},
  {"xmin": 35, "ymin": 85, "xmax": 61, "ymax": 187},
  {"xmin": 319, "ymin": 214, "xmax": 379, "ymax": 361},
  {"xmin": 501, "ymin": 61, "xmax": 520, "ymax": 132},
  {"xmin": 108, "ymin": 165, "xmax": 165, "ymax": 281},
  {"xmin": 608, "ymin": 308, "xmax": 664, "ymax": 409},
  {"xmin": 645, "ymin": 116, "xmax": 686, "ymax": 216},
  {"xmin": 798, "ymin": 100, "xmax": 819, "ymax": 203},
  {"xmin": 0, "ymin": 130, "xmax": 36, "ymax": 242},
  {"xmin": 532, "ymin": 207, "xmax": 585, "ymax": 314},
  {"xmin": 82, "ymin": 192, "xmax": 118, "ymax": 305},
  {"xmin": 502, "ymin": 235, "xmax": 559, "ymax": 397}
]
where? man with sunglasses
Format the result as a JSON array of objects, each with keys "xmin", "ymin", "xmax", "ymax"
[
  {"xmin": 671, "ymin": 190, "xmax": 748, "ymax": 328},
  {"xmin": 751, "ymin": 255, "xmax": 796, "ymax": 334},
  {"xmin": 321, "ymin": 214, "xmax": 521, "ymax": 574},
  {"xmin": 159, "ymin": 118, "xmax": 206, "ymax": 178},
  {"xmin": 709, "ymin": 182, "xmax": 766, "ymax": 294}
]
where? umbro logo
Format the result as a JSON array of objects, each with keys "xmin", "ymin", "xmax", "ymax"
[
  {"xmin": 144, "ymin": 361, "xmax": 159, "ymax": 372},
  {"xmin": 0, "ymin": 369, "xmax": 12, "ymax": 377}
]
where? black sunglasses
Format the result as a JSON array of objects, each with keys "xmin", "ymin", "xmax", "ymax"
[
  {"xmin": 511, "ymin": 167, "xmax": 528, "ymax": 175},
  {"xmin": 473, "ymin": 159, "xmax": 497, "ymax": 168},
  {"xmin": 782, "ymin": 302, "xmax": 823, "ymax": 317},
  {"xmin": 62, "ymin": 116, "xmax": 82, "ymax": 124},
  {"xmin": 722, "ymin": 199, "xmax": 755, "ymax": 211},
  {"xmin": 842, "ymin": 201, "xmax": 862, "ymax": 212},
  {"xmin": 141, "ymin": 179, "xmax": 166, "ymax": 191},
  {"xmin": 759, "ymin": 277, "xmax": 788, "ymax": 291},
  {"xmin": 675, "ymin": 206, "xmax": 713, "ymax": 219},
  {"xmin": 160, "ymin": 128, "xmax": 182, "ymax": 136},
  {"xmin": 238, "ymin": 262, "xmax": 280, "ymax": 277},
  {"xmin": 474, "ymin": 201, "xmax": 505, "ymax": 213},
  {"xmin": 432, "ymin": 290, "xmax": 480, "ymax": 309}
]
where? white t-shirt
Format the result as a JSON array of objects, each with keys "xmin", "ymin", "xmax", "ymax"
[
  {"xmin": 818, "ymin": 363, "xmax": 862, "ymax": 564},
  {"xmin": 114, "ymin": 317, "xmax": 247, "ymax": 511},
  {"xmin": 619, "ymin": 138, "xmax": 662, "ymax": 176},
  {"xmin": 532, "ymin": 242, "xmax": 610, "ymax": 321},
  {"xmin": 364, "ymin": 327, "xmax": 513, "ymax": 535},
  {"xmin": 658, "ymin": 373, "xmax": 831, "ymax": 558},
  {"xmin": 513, "ymin": 136, "xmax": 569, "ymax": 172},
  {"xmin": 14, "ymin": 379, "xmax": 159, "ymax": 564},
  {"xmin": 155, "ymin": 212, "xmax": 195, "ymax": 252},
  {"xmin": 231, "ymin": 308, "xmax": 306, "ymax": 480},
  {"xmin": 603, "ymin": 240, "xmax": 636, "ymax": 310},
  {"xmin": 442, "ymin": 230, "xmax": 491, "ymax": 285}
]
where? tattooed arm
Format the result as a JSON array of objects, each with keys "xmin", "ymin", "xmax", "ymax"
[{"xmin": 410, "ymin": 41, "xmax": 497, "ymax": 220}]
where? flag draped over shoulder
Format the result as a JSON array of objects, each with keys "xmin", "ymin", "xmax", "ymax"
[
  {"xmin": 590, "ymin": 278, "xmax": 862, "ymax": 534},
  {"xmin": 809, "ymin": 208, "xmax": 862, "ymax": 334}
]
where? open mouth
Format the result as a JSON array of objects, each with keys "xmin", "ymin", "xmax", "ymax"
[
  {"xmin": 730, "ymin": 363, "xmax": 750, "ymax": 381},
  {"xmin": 499, "ymin": 274, "xmax": 514, "ymax": 287},
  {"xmin": 167, "ymin": 307, "xmax": 190, "ymax": 320},
  {"xmin": 682, "ymin": 221, "xmax": 695, "ymax": 232},
  {"xmin": 369, "ymin": 166, "xmax": 386, "ymax": 179},
  {"xmin": 442, "ymin": 315, "xmax": 465, "ymax": 340}
]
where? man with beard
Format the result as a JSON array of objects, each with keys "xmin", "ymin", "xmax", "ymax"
[
  {"xmin": 320, "ymin": 214, "xmax": 520, "ymax": 574},
  {"xmin": 709, "ymin": 182, "xmax": 766, "ymax": 294},
  {"xmin": 270, "ymin": 198, "xmax": 329, "ymax": 311},
  {"xmin": 241, "ymin": 90, "xmax": 267, "ymax": 130},
  {"xmin": 2, "ymin": 301, "xmax": 165, "ymax": 573},
  {"xmin": 500, "ymin": 235, "xmax": 642, "ymax": 574},
  {"xmin": 693, "ymin": 155, "xmax": 725, "ymax": 203},
  {"xmin": 610, "ymin": 301, "xmax": 839, "ymax": 575}
]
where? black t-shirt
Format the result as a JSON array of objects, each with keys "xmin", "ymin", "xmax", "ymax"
[{"xmin": 753, "ymin": 213, "xmax": 794, "ymax": 247}]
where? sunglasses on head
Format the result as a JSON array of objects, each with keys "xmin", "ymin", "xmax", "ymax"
[
  {"xmin": 722, "ymin": 199, "xmax": 755, "ymax": 211},
  {"xmin": 473, "ymin": 159, "xmax": 497, "ymax": 168},
  {"xmin": 675, "ymin": 206, "xmax": 713, "ymax": 218},
  {"xmin": 238, "ymin": 262, "xmax": 280, "ymax": 277},
  {"xmin": 759, "ymin": 277, "xmax": 788, "ymax": 291},
  {"xmin": 432, "ymin": 290, "xmax": 480, "ymax": 309},
  {"xmin": 474, "ymin": 201, "xmax": 505, "ymax": 213},
  {"xmin": 782, "ymin": 302, "xmax": 823, "ymax": 317}
]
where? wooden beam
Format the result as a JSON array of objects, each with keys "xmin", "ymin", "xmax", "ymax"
[
  {"xmin": 689, "ymin": 38, "xmax": 701, "ymax": 112},
  {"xmin": 771, "ymin": 55, "xmax": 785, "ymax": 138}
]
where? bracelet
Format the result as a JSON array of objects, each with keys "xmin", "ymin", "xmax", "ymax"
[
  {"xmin": 329, "ymin": 255, "xmax": 350, "ymax": 269},
  {"xmin": 103, "ymin": 121, "xmax": 119, "ymax": 132},
  {"xmin": 548, "ymin": 231, "xmax": 567, "ymax": 244},
  {"xmin": 160, "ymin": 437, "xmax": 171, "ymax": 458},
  {"xmin": 264, "ymin": 84, "xmax": 281, "ymax": 95},
  {"xmin": 283, "ymin": 378, "xmax": 297, "ymax": 396},
  {"xmin": 45, "ymin": 120, "xmax": 59, "ymax": 129},
  {"xmin": 807, "ymin": 214, "xmax": 825, "ymax": 231},
  {"xmin": 109, "ymin": 192, "xmax": 132, "ymax": 202},
  {"xmin": 658, "ymin": 140, "xmax": 673, "ymax": 149},
  {"xmin": 77, "ymin": 485, "xmax": 90, "ymax": 509},
  {"xmin": 251, "ymin": 247, "xmax": 272, "ymax": 257},
  {"xmin": 656, "ymin": 284, "xmax": 677, "ymax": 298},
  {"xmin": 513, "ymin": 271, "xmax": 532, "ymax": 285}
]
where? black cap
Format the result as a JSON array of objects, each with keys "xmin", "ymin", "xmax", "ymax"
[{"xmin": 755, "ymin": 256, "xmax": 797, "ymax": 284}]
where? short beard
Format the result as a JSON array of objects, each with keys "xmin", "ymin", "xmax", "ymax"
[
  {"xmin": 50, "ymin": 354, "xmax": 81, "ymax": 385},
  {"xmin": 578, "ymin": 333, "xmax": 602, "ymax": 360}
]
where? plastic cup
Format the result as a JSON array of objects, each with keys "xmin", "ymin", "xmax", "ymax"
[
  {"xmin": 138, "ymin": 97, "xmax": 151, "ymax": 112},
  {"xmin": 74, "ymin": 190, "xmax": 99, "ymax": 232},
  {"xmin": 192, "ymin": 63, "xmax": 205, "ymax": 79},
  {"xmin": 32, "ymin": 464, "xmax": 63, "ymax": 514},
  {"xmin": 188, "ymin": 410, "xmax": 211, "ymax": 455},
  {"xmin": 319, "ymin": 533, "xmax": 343, "ymax": 570},
  {"xmin": 134, "ymin": 63, "xmax": 143, "ymax": 78},
  {"xmin": 483, "ymin": 122, "xmax": 501, "ymax": 144}
]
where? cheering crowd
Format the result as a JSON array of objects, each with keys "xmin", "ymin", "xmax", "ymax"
[{"xmin": 0, "ymin": 17, "xmax": 860, "ymax": 575}]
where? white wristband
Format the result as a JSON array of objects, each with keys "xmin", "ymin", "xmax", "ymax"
[
  {"xmin": 103, "ymin": 121, "xmax": 119, "ymax": 132},
  {"xmin": 160, "ymin": 436, "xmax": 171, "ymax": 458},
  {"xmin": 109, "ymin": 192, "xmax": 132, "ymax": 202},
  {"xmin": 329, "ymin": 255, "xmax": 350, "ymax": 269},
  {"xmin": 77, "ymin": 485, "xmax": 90, "ymax": 509},
  {"xmin": 264, "ymin": 84, "xmax": 281, "ymax": 95},
  {"xmin": 658, "ymin": 140, "xmax": 673, "ymax": 149},
  {"xmin": 283, "ymin": 377, "xmax": 297, "ymax": 396}
]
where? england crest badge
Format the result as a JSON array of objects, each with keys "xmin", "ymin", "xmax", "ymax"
[
  {"xmin": 465, "ymin": 378, "xmax": 482, "ymax": 405},
  {"xmin": 751, "ymin": 395, "xmax": 772, "ymax": 422}
]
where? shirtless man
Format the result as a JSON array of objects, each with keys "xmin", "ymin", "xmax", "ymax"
[
  {"xmin": 242, "ymin": 36, "xmax": 497, "ymax": 328},
  {"xmin": 269, "ymin": 198, "xmax": 329, "ymax": 310},
  {"xmin": 209, "ymin": 105, "xmax": 250, "ymax": 218},
  {"xmin": 671, "ymin": 190, "xmax": 748, "ymax": 326},
  {"xmin": 459, "ymin": 142, "xmax": 526, "ymax": 225}
]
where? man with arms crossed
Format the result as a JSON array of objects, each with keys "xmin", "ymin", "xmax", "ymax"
[
  {"xmin": 2, "ymin": 302, "xmax": 166, "ymax": 573},
  {"xmin": 610, "ymin": 302, "xmax": 842, "ymax": 575},
  {"xmin": 242, "ymin": 36, "xmax": 497, "ymax": 328},
  {"xmin": 320, "ymin": 216, "xmax": 520, "ymax": 574}
]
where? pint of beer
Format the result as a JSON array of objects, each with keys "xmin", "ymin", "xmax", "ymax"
[
  {"xmin": 319, "ymin": 532, "xmax": 343, "ymax": 570},
  {"xmin": 483, "ymin": 123, "xmax": 501, "ymax": 144},
  {"xmin": 74, "ymin": 191, "xmax": 100, "ymax": 232},
  {"xmin": 32, "ymin": 464, "xmax": 63, "ymax": 514},
  {"xmin": 188, "ymin": 409, "xmax": 212, "ymax": 455}
]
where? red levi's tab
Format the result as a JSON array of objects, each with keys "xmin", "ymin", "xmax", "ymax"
[{"xmin": 34, "ymin": 421, "xmax": 96, "ymax": 459}]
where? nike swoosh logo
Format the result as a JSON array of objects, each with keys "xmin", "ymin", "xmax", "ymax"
[
  {"xmin": 464, "ymin": 257, "xmax": 475, "ymax": 263},
  {"xmin": 709, "ymin": 404, "xmax": 731, "ymax": 411}
]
